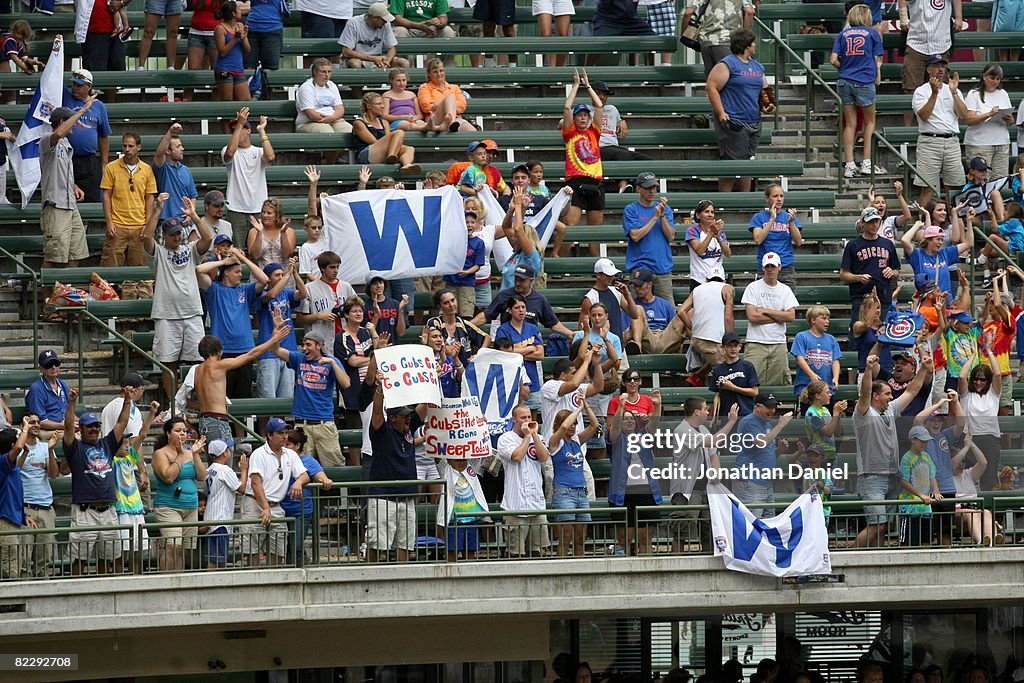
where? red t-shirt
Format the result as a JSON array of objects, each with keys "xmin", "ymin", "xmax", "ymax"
[
  {"xmin": 89, "ymin": 0, "xmax": 115, "ymax": 34},
  {"xmin": 191, "ymin": 3, "xmax": 220, "ymax": 32},
  {"xmin": 607, "ymin": 394, "xmax": 655, "ymax": 418}
]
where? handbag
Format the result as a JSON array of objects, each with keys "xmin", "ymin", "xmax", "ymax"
[{"xmin": 679, "ymin": 0, "xmax": 711, "ymax": 52}]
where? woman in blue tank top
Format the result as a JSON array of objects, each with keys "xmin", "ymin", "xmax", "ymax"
[
  {"xmin": 705, "ymin": 29, "xmax": 774, "ymax": 193},
  {"xmin": 214, "ymin": 1, "xmax": 251, "ymax": 102},
  {"xmin": 152, "ymin": 417, "xmax": 208, "ymax": 573}
]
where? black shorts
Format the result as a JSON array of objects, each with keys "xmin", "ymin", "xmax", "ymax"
[
  {"xmin": 713, "ymin": 118, "xmax": 761, "ymax": 161},
  {"xmin": 473, "ymin": 0, "xmax": 516, "ymax": 25},
  {"xmin": 600, "ymin": 145, "xmax": 652, "ymax": 162},
  {"xmin": 615, "ymin": 491, "xmax": 661, "ymax": 528},
  {"xmin": 568, "ymin": 176, "xmax": 606, "ymax": 212},
  {"xmin": 72, "ymin": 154, "xmax": 102, "ymax": 203}
]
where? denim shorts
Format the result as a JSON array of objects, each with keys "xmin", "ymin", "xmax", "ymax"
[
  {"xmin": 523, "ymin": 391, "xmax": 542, "ymax": 411},
  {"xmin": 215, "ymin": 70, "xmax": 247, "ymax": 85},
  {"xmin": 551, "ymin": 485, "xmax": 592, "ymax": 522},
  {"xmin": 837, "ymin": 79, "xmax": 877, "ymax": 108},
  {"xmin": 187, "ymin": 31, "xmax": 216, "ymax": 51},
  {"xmin": 145, "ymin": 0, "xmax": 184, "ymax": 15},
  {"xmin": 856, "ymin": 473, "xmax": 899, "ymax": 526}
]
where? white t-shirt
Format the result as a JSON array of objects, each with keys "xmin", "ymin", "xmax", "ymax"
[
  {"xmin": 913, "ymin": 84, "xmax": 964, "ymax": 136},
  {"xmin": 495, "ymin": 430, "xmax": 546, "ymax": 511},
  {"xmin": 100, "ymin": 398, "xmax": 144, "ymax": 441},
  {"xmin": 953, "ymin": 464, "xmax": 978, "ymax": 498},
  {"xmin": 906, "ymin": 0, "xmax": 952, "ymax": 55},
  {"xmin": 740, "ymin": 278, "xmax": 799, "ymax": 344},
  {"xmin": 246, "ymin": 444, "xmax": 307, "ymax": 504},
  {"xmin": 338, "ymin": 15, "xmax": 398, "ymax": 55},
  {"xmin": 205, "ymin": 461, "xmax": 242, "ymax": 531},
  {"xmin": 295, "ymin": 78, "xmax": 344, "ymax": 127},
  {"xmin": 222, "ymin": 145, "xmax": 269, "ymax": 214},
  {"xmin": 961, "ymin": 388, "xmax": 1001, "ymax": 437},
  {"xmin": 540, "ymin": 379, "xmax": 589, "ymax": 443},
  {"xmin": 473, "ymin": 224, "xmax": 497, "ymax": 282},
  {"xmin": 588, "ymin": 103, "xmax": 621, "ymax": 147},
  {"xmin": 963, "ymin": 88, "xmax": 1012, "ymax": 147},
  {"xmin": 294, "ymin": 0, "xmax": 353, "ymax": 20},
  {"xmin": 298, "ymin": 239, "xmax": 326, "ymax": 278}
]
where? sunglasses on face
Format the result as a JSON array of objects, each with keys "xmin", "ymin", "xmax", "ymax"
[{"xmin": 625, "ymin": 377, "xmax": 641, "ymax": 382}]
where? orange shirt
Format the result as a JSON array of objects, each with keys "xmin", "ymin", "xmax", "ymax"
[
  {"xmin": 562, "ymin": 124, "xmax": 603, "ymax": 181},
  {"xmin": 417, "ymin": 80, "xmax": 467, "ymax": 116}
]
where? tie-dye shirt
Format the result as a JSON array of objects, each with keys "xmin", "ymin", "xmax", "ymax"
[{"xmin": 562, "ymin": 125, "xmax": 603, "ymax": 180}]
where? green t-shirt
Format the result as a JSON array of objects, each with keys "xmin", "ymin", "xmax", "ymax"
[
  {"xmin": 389, "ymin": 0, "xmax": 449, "ymax": 21},
  {"xmin": 941, "ymin": 325, "xmax": 980, "ymax": 380}
]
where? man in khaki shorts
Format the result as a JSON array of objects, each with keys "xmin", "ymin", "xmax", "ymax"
[
  {"xmin": 679, "ymin": 265, "xmax": 734, "ymax": 387},
  {"xmin": 39, "ymin": 102, "xmax": 98, "ymax": 270}
]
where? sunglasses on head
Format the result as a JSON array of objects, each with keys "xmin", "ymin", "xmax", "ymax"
[{"xmin": 277, "ymin": 466, "xmax": 283, "ymax": 480}]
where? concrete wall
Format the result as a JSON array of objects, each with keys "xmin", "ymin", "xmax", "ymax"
[{"xmin": 0, "ymin": 549, "xmax": 1021, "ymax": 680}]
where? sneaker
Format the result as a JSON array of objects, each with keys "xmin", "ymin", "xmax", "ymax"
[
  {"xmin": 861, "ymin": 161, "xmax": 887, "ymax": 175},
  {"xmin": 844, "ymin": 163, "xmax": 859, "ymax": 179},
  {"xmin": 974, "ymin": 254, "xmax": 988, "ymax": 266},
  {"xmin": 619, "ymin": 183, "xmax": 634, "ymax": 193}
]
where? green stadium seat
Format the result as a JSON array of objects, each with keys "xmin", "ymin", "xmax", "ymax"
[
  {"xmin": 785, "ymin": 31, "xmax": 1024, "ymax": 52},
  {"xmin": 0, "ymin": 370, "xmax": 45, "ymax": 391},
  {"xmin": 756, "ymin": 2, "xmax": 993, "ymax": 19}
]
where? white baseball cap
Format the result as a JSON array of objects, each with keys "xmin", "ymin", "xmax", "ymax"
[
  {"xmin": 761, "ymin": 252, "xmax": 782, "ymax": 268},
  {"xmin": 594, "ymin": 257, "xmax": 620, "ymax": 277}
]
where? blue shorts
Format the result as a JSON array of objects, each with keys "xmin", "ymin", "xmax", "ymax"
[
  {"xmin": 837, "ymin": 79, "xmax": 877, "ymax": 108},
  {"xmin": 215, "ymin": 70, "xmax": 247, "ymax": 85},
  {"xmin": 356, "ymin": 147, "xmax": 372, "ymax": 165},
  {"xmin": 551, "ymin": 485, "xmax": 592, "ymax": 522},
  {"xmin": 389, "ymin": 120, "xmax": 404, "ymax": 131},
  {"xmin": 523, "ymin": 391, "xmax": 542, "ymax": 411},
  {"xmin": 993, "ymin": 0, "xmax": 1024, "ymax": 32},
  {"xmin": 446, "ymin": 521, "xmax": 481, "ymax": 552},
  {"xmin": 145, "ymin": 0, "xmax": 183, "ymax": 15},
  {"xmin": 206, "ymin": 526, "xmax": 229, "ymax": 565},
  {"xmin": 187, "ymin": 31, "xmax": 216, "ymax": 51},
  {"xmin": 300, "ymin": 13, "xmax": 348, "ymax": 39},
  {"xmin": 857, "ymin": 473, "xmax": 899, "ymax": 526}
]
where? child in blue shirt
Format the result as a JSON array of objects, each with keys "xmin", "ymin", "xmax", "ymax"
[
  {"xmin": 830, "ymin": 3, "xmax": 884, "ymax": 178},
  {"xmin": 748, "ymin": 183, "xmax": 802, "ymax": 287},
  {"xmin": 791, "ymin": 305, "xmax": 843, "ymax": 405},
  {"xmin": 443, "ymin": 211, "xmax": 487, "ymax": 317}
]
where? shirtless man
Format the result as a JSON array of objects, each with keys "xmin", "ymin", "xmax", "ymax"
[{"xmin": 195, "ymin": 324, "xmax": 290, "ymax": 442}]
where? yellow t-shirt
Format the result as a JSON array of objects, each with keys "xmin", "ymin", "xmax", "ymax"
[{"xmin": 100, "ymin": 158, "xmax": 157, "ymax": 228}]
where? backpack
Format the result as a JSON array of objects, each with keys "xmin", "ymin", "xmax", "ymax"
[
  {"xmin": 545, "ymin": 333, "xmax": 570, "ymax": 359},
  {"xmin": 249, "ymin": 62, "xmax": 269, "ymax": 100}
]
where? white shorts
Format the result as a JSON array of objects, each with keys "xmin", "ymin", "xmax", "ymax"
[
  {"xmin": 153, "ymin": 316, "xmax": 205, "ymax": 363},
  {"xmin": 416, "ymin": 457, "xmax": 440, "ymax": 481},
  {"xmin": 366, "ymin": 498, "xmax": 417, "ymax": 551},
  {"xmin": 117, "ymin": 511, "xmax": 150, "ymax": 552},
  {"xmin": 69, "ymin": 505, "xmax": 123, "ymax": 562},
  {"xmin": 532, "ymin": 0, "xmax": 575, "ymax": 16},
  {"xmin": 239, "ymin": 496, "xmax": 287, "ymax": 559}
]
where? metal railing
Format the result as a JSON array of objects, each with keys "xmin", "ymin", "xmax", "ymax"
[
  {"xmin": 0, "ymin": 246, "xmax": 39, "ymax": 361},
  {"xmin": 2, "ymin": 490, "xmax": 1019, "ymax": 581}
]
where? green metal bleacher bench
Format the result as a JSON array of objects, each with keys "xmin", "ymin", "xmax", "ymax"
[
  {"xmin": 38, "ymin": 36, "xmax": 680, "ymax": 60},
  {"xmin": 544, "ymin": 253, "xmax": 841, "ymax": 276},
  {"xmin": 133, "ymin": 129, "xmax": 761, "ymax": 157},
  {"xmin": 785, "ymin": 31, "xmax": 1024, "ymax": 52},
  {"xmin": 9, "ymin": 8, "xmax": 599, "ymax": 32},
  {"xmin": 0, "ymin": 192, "xmax": 838, "ymax": 226},
  {"xmin": 0, "ymin": 370, "xmax": 45, "ymax": 391},
  {"xmin": 0, "ymin": 65, "xmax": 706, "ymax": 91},
  {"xmin": 0, "ymin": 97, "xmax": 713, "ymax": 124},
  {"xmin": 757, "ymin": 2, "xmax": 993, "ymax": 20},
  {"xmin": 820, "ymin": 62, "xmax": 1024, "ymax": 83}
]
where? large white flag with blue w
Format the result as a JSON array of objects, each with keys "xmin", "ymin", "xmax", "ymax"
[
  {"xmin": 708, "ymin": 482, "xmax": 832, "ymax": 577},
  {"xmin": 7, "ymin": 36, "xmax": 64, "ymax": 208},
  {"xmin": 478, "ymin": 185, "xmax": 571, "ymax": 267}
]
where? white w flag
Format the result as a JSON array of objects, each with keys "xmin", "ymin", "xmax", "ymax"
[
  {"xmin": 461, "ymin": 347, "xmax": 526, "ymax": 438},
  {"xmin": 707, "ymin": 482, "xmax": 831, "ymax": 577},
  {"xmin": 477, "ymin": 185, "xmax": 571, "ymax": 267},
  {"xmin": 7, "ymin": 36, "xmax": 64, "ymax": 208},
  {"xmin": 321, "ymin": 185, "xmax": 468, "ymax": 283}
]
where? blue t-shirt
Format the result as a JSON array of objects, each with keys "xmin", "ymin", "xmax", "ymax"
[
  {"xmin": 867, "ymin": 0, "xmax": 883, "ymax": 23},
  {"xmin": 62, "ymin": 89, "xmax": 112, "ymax": 156},
  {"xmin": 444, "ymin": 235, "xmax": 486, "ymax": 288},
  {"xmin": 368, "ymin": 296, "xmax": 402, "ymax": 340},
  {"xmin": 637, "ymin": 296, "xmax": 676, "ymax": 332},
  {"xmin": 708, "ymin": 359, "xmax": 759, "ymax": 416},
  {"xmin": 65, "ymin": 433, "xmax": 121, "ymax": 504},
  {"xmin": 368, "ymin": 414, "xmax": 423, "ymax": 498},
  {"xmin": 749, "ymin": 210, "xmax": 801, "ymax": 268},
  {"xmin": 500, "ymin": 249, "xmax": 543, "ymax": 291},
  {"xmin": 0, "ymin": 454, "xmax": 25, "ymax": 526},
  {"xmin": 790, "ymin": 330, "xmax": 843, "ymax": 398},
  {"xmin": 281, "ymin": 454, "xmax": 324, "ymax": 517},
  {"xmin": 925, "ymin": 426, "xmax": 957, "ymax": 494},
  {"xmin": 25, "ymin": 376, "xmax": 70, "ymax": 424},
  {"xmin": 494, "ymin": 320, "xmax": 544, "ymax": 393},
  {"xmin": 155, "ymin": 161, "xmax": 198, "ymax": 221},
  {"xmin": 246, "ymin": 0, "xmax": 285, "ymax": 31},
  {"xmin": 551, "ymin": 437, "xmax": 587, "ymax": 488},
  {"xmin": 852, "ymin": 324, "xmax": 893, "ymax": 373},
  {"xmin": 832, "ymin": 26, "xmax": 883, "ymax": 84},
  {"xmin": 736, "ymin": 413, "xmax": 776, "ymax": 487},
  {"xmin": 907, "ymin": 245, "xmax": 961, "ymax": 297},
  {"xmin": 720, "ymin": 54, "xmax": 765, "ymax": 124},
  {"xmin": 437, "ymin": 354, "xmax": 461, "ymax": 398},
  {"xmin": 623, "ymin": 201, "xmax": 675, "ymax": 274},
  {"xmin": 207, "ymin": 281, "xmax": 259, "ymax": 353},
  {"xmin": 257, "ymin": 288, "xmax": 299, "ymax": 360},
  {"xmin": 287, "ymin": 351, "xmax": 343, "ymax": 421}
]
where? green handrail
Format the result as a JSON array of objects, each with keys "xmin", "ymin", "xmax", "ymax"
[{"xmin": 0, "ymin": 246, "xmax": 39, "ymax": 361}]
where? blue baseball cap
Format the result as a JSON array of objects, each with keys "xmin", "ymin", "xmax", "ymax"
[
  {"xmin": 466, "ymin": 141, "xmax": 486, "ymax": 154},
  {"xmin": 213, "ymin": 234, "xmax": 232, "ymax": 245},
  {"xmin": 572, "ymin": 104, "xmax": 591, "ymax": 115},
  {"xmin": 263, "ymin": 262, "xmax": 285, "ymax": 277},
  {"xmin": 266, "ymin": 417, "xmax": 289, "ymax": 434},
  {"xmin": 79, "ymin": 412, "xmax": 101, "ymax": 426},
  {"xmin": 951, "ymin": 311, "xmax": 976, "ymax": 324},
  {"xmin": 38, "ymin": 349, "xmax": 60, "ymax": 367}
]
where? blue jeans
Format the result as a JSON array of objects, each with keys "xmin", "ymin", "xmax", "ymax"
[
  {"xmin": 256, "ymin": 357, "xmax": 295, "ymax": 399},
  {"xmin": 733, "ymin": 480, "xmax": 775, "ymax": 519}
]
